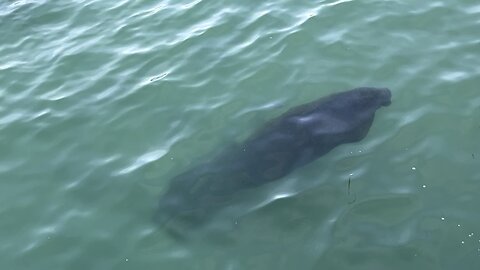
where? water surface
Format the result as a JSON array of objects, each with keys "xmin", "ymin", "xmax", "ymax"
[{"xmin": 1, "ymin": 0, "xmax": 480, "ymax": 269}]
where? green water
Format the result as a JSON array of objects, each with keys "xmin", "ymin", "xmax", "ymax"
[{"xmin": 1, "ymin": 0, "xmax": 480, "ymax": 269}]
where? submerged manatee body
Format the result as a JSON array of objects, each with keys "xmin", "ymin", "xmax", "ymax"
[{"xmin": 155, "ymin": 87, "xmax": 392, "ymax": 235}]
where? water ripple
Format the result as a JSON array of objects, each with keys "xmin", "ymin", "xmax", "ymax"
[
  {"xmin": 1, "ymin": 0, "xmax": 480, "ymax": 268},
  {"xmin": 116, "ymin": 149, "xmax": 168, "ymax": 176}
]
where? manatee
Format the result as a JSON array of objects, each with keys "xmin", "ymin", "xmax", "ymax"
[{"xmin": 154, "ymin": 87, "xmax": 391, "ymax": 235}]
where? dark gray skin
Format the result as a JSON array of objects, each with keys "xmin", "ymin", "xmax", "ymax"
[{"xmin": 155, "ymin": 87, "xmax": 391, "ymax": 235}]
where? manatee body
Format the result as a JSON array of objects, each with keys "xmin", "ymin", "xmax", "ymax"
[{"xmin": 155, "ymin": 87, "xmax": 391, "ymax": 234}]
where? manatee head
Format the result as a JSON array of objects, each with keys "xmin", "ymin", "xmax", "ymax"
[
  {"xmin": 308, "ymin": 86, "xmax": 391, "ymax": 144},
  {"xmin": 349, "ymin": 87, "xmax": 392, "ymax": 108},
  {"xmin": 319, "ymin": 87, "xmax": 391, "ymax": 119}
]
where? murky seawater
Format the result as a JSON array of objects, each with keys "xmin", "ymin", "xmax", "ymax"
[{"xmin": 1, "ymin": 0, "xmax": 479, "ymax": 269}]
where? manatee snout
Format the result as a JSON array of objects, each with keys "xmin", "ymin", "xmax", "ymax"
[{"xmin": 380, "ymin": 88, "xmax": 392, "ymax": 106}]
